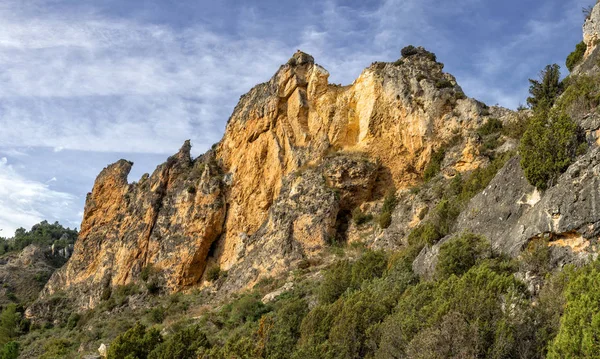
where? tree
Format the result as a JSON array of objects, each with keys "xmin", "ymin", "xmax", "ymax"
[
  {"xmin": 0, "ymin": 305, "xmax": 24, "ymax": 345},
  {"xmin": 148, "ymin": 325, "xmax": 210, "ymax": 359},
  {"xmin": 519, "ymin": 109, "xmax": 582, "ymax": 190},
  {"xmin": 527, "ymin": 64, "xmax": 563, "ymax": 110},
  {"xmin": 566, "ymin": 42, "xmax": 587, "ymax": 72},
  {"xmin": 107, "ymin": 323, "xmax": 162, "ymax": 359},
  {"xmin": 548, "ymin": 263, "xmax": 600, "ymax": 358}
]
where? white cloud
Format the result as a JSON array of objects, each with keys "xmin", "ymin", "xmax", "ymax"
[
  {"xmin": 0, "ymin": 157, "xmax": 77, "ymax": 236},
  {"xmin": 0, "ymin": 3, "xmax": 293, "ymax": 154}
]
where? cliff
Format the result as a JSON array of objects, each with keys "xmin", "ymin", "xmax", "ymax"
[{"xmin": 40, "ymin": 48, "xmax": 502, "ymax": 309}]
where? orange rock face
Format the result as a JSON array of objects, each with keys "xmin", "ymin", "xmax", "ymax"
[{"xmin": 41, "ymin": 49, "xmax": 493, "ymax": 307}]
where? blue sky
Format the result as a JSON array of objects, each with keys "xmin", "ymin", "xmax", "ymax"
[{"xmin": 0, "ymin": 0, "xmax": 593, "ymax": 235}]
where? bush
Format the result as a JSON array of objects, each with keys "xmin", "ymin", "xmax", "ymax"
[
  {"xmin": 557, "ymin": 74, "xmax": 600, "ymax": 117},
  {"xmin": 319, "ymin": 260, "xmax": 352, "ymax": 304},
  {"xmin": 548, "ymin": 262, "xmax": 600, "ymax": 358},
  {"xmin": 40, "ymin": 338, "xmax": 72, "ymax": 359},
  {"xmin": 350, "ymin": 250, "xmax": 387, "ymax": 288},
  {"xmin": 148, "ymin": 306, "xmax": 165, "ymax": 324},
  {"xmin": 140, "ymin": 264, "xmax": 156, "ymax": 282},
  {"xmin": 66, "ymin": 312, "xmax": 80, "ymax": 330},
  {"xmin": 377, "ymin": 265, "xmax": 528, "ymax": 358},
  {"xmin": 148, "ymin": 325, "xmax": 210, "ymax": 359},
  {"xmin": 206, "ymin": 265, "xmax": 222, "ymax": 282},
  {"xmin": 0, "ymin": 305, "xmax": 26, "ymax": 345},
  {"xmin": 436, "ymin": 234, "xmax": 491, "ymax": 279},
  {"xmin": 0, "ymin": 342, "xmax": 18, "ymax": 359},
  {"xmin": 401, "ymin": 45, "xmax": 418, "ymax": 57},
  {"xmin": 378, "ymin": 191, "xmax": 397, "ymax": 229},
  {"xmin": 227, "ymin": 294, "xmax": 270, "ymax": 325},
  {"xmin": 107, "ymin": 323, "xmax": 162, "ymax": 359},
  {"xmin": 566, "ymin": 41, "xmax": 587, "ymax": 72},
  {"xmin": 435, "ymin": 79, "xmax": 453, "ymax": 89},
  {"xmin": 423, "ymin": 149, "xmax": 445, "ymax": 181},
  {"xmin": 477, "ymin": 118, "xmax": 503, "ymax": 136},
  {"xmin": 263, "ymin": 298, "xmax": 308, "ymax": 359},
  {"xmin": 351, "ymin": 208, "xmax": 373, "ymax": 226},
  {"xmin": 520, "ymin": 109, "xmax": 583, "ymax": 190}
]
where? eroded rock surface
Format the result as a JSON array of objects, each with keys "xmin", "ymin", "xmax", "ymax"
[{"xmin": 39, "ymin": 49, "xmax": 499, "ymax": 309}]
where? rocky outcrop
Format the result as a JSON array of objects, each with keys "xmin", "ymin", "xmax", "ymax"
[
  {"xmin": 414, "ymin": 149, "xmax": 600, "ymax": 277},
  {"xmin": 40, "ymin": 49, "xmax": 498, "ymax": 308},
  {"xmin": 584, "ymin": 1, "xmax": 600, "ymax": 59},
  {"xmin": 0, "ymin": 245, "xmax": 66, "ymax": 306},
  {"xmin": 215, "ymin": 49, "xmax": 488, "ymax": 269},
  {"xmin": 42, "ymin": 143, "xmax": 226, "ymax": 308}
]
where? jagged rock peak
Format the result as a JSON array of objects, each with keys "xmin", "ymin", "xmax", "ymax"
[
  {"xmin": 96, "ymin": 159, "xmax": 133, "ymax": 185},
  {"xmin": 174, "ymin": 139, "xmax": 192, "ymax": 163},
  {"xmin": 287, "ymin": 50, "xmax": 315, "ymax": 66}
]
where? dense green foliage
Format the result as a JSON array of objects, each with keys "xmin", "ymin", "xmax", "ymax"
[
  {"xmin": 548, "ymin": 262, "xmax": 600, "ymax": 358},
  {"xmin": 526, "ymin": 64, "xmax": 563, "ymax": 110},
  {"xmin": 566, "ymin": 41, "xmax": 587, "ymax": 72},
  {"xmin": 477, "ymin": 117, "xmax": 503, "ymax": 136},
  {"xmin": 519, "ymin": 109, "xmax": 582, "ymax": 190},
  {"xmin": 0, "ymin": 342, "xmax": 18, "ymax": 359},
  {"xmin": 0, "ymin": 221, "xmax": 77, "ymax": 255},
  {"xmin": 520, "ymin": 64, "xmax": 585, "ymax": 190},
  {"xmin": 436, "ymin": 233, "xmax": 491, "ymax": 279},
  {"xmin": 377, "ymin": 191, "xmax": 397, "ymax": 228},
  {"xmin": 107, "ymin": 323, "xmax": 163, "ymax": 359},
  {"xmin": 423, "ymin": 149, "xmax": 445, "ymax": 181}
]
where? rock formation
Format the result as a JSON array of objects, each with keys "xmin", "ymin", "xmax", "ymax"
[{"xmin": 40, "ymin": 48, "xmax": 504, "ymax": 308}]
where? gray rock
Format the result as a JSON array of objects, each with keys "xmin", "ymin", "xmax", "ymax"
[{"xmin": 415, "ymin": 148, "xmax": 600, "ymax": 277}]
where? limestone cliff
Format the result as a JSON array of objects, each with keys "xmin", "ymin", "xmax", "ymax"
[{"xmin": 40, "ymin": 48, "xmax": 497, "ymax": 308}]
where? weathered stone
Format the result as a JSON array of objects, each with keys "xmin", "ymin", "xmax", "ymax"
[
  {"xmin": 38, "ymin": 49, "xmax": 500, "ymax": 310},
  {"xmin": 415, "ymin": 149, "xmax": 600, "ymax": 278}
]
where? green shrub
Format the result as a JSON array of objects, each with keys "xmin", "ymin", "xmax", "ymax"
[
  {"xmin": 378, "ymin": 191, "xmax": 397, "ymax": 229},
  {"xmin": 436, "ymin": 234, "xmax": 491, "ymax": 279},
  {"xmin": 401, "ymin": 45, "xmax": 418, "ymax": 57},
  {"xmin": 351, "ymin": 208, "xmax": 373, "ymax": 226},
  {"xmin": 148, "ymin": 325, "xmax": 210, "ymax": 359},
  {"xmin": 435, "ymin": 79, "xmax": 453, "ymax": 89},
  {"xmin": 350, "ymin": 250, "xmax": 387, "ymax": 288},
  {"xmin": 40, "ymin": 338, "xmax": 72, "ymax": 359},
  {"xmin": 566, "ymin": 41, "xmax": 587, "ymax": 72},
  {"xmin": 206, "ymin": 265, "xmax": 222, "ymax": 282},
  {"xmin": 393, "ymin": 59, "xmax": 404, "ymax": 66},
  {"xmin": 148, "ymin": 306, "xmax": 165, "ymax": 324},
  {"xmin": 263, "ymin": 297, "xmax": 308, "ymax": 359},
  {"xmin": 502, "ymin": 112, "xmax": 529, "ymax": 139},
  {"xmin": 548, "ymin": 262, "xmax": 600, "ymax": 358},
  {"xmin": 477, "ymin": 118, "xmax": 503, "ymax": 136},
  {"xmin": 0, "ymin": 305, "xmax": 26, "ymax": 345},
  {"xmin": 140, "ymin": 264, "xmax": 156, "ymax": 282},
  {"xmin": 423, "ymin": 149, "xmax": 445, "ymax": 181},
  {"xmin": 227, "ymin": 294, "xmax": 270, "ymax": 325},
  {"xmin": 519, "ymin": 109, "xmax": 583, "ymax": 190},
  {"xmin": 319, "ymin": 260, "xmax": 352, "ymax": 304},
  {"xmin": 376, "ymin": 265, "xmax": 528, "ymax": 358},
  {"xmin": 66, "ymin": 312, "xmax": 80, "ymax": 330},
  {"xmin": 377, "ymin": 212, "xmax": 392, "ymax": 229},
  {"xmin": 0, "ymin": 342, "xmax": 18, "ymax": 359},
  {"xmin": 107, "ymin": 323, "xmax": 162, "ymax": 359},
  {"xmin": 557, "ymin": 74, "xmax": 600, "ymax": 117}
]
